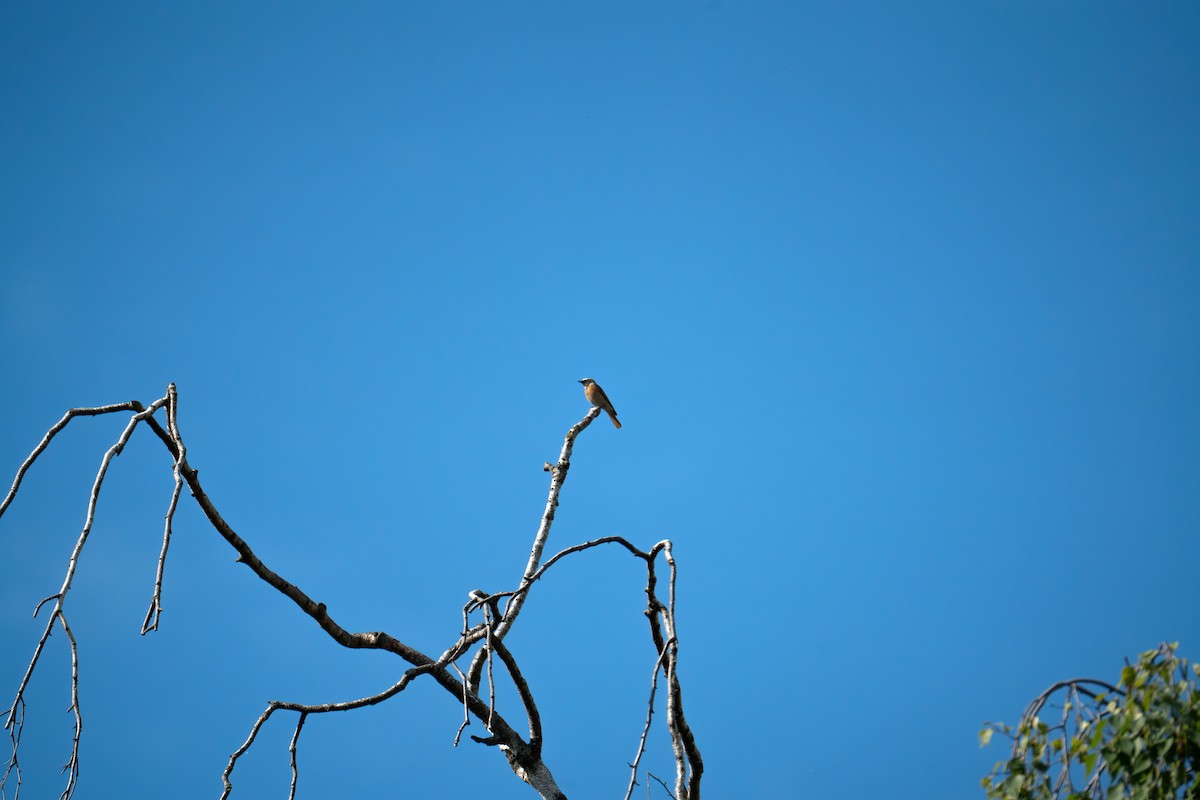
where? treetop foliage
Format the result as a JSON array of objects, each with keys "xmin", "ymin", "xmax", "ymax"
[{"xmin": 981, "ymin": 642, "xmax": 1199, "ymax": 800}]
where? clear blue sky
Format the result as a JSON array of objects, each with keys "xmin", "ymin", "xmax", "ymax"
[{"xmin": 2, "ymin": 3, "xmax": 1198, "ymax": 798}]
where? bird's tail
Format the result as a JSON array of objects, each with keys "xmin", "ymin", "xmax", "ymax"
[{"xmin": 608, "ymin": 411, "xmax": 622, "ymax": 429}]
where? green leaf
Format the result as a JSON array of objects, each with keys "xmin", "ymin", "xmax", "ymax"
[{"xmin": 981, "ymin": 645, "xmax": 1199, "ymax": 799}]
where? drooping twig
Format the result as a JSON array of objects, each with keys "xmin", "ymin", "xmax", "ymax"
[
  {"xmin": 3, "ymin": 396, "xmax": 168, "ymax": 787},
  {"xmin": 140, "ymin": 471, "xmax": 180, "ymax": 634},
  {"xmin": 3, "ymin": 386, "xmax": 703, "ymax": 800},
  {"xmin": 142, "ymin": 384, "xmax": 186, "ymax": 634},
  {"xmin": 287, "ymin": 712, "xmax": 306, "ymax": 800},
  {"xmin": 646, "ymin": 771, "xmax": 676, "ymax": 799},
  {"xmin": 219, "ymin": 647, "xmax": 501, "ymax": 796},
  {"xmin": 470, "ymin": 533, "xmax": 703, "ymax": 799},
  {"xmin": 465, "ymin": 533, "xmax": 703, "ymax": 799},
  {"xmin": 623, "ymin": 639, "xmax": 672, "ymax": 800},
  {"xmin": 0, "ymin": 401, "xmax": 148, "ymax": 521},
  {"xmin": 56, "ymin": 613, "xmax": 81, "ymax": 800},
  {"xmin": 486, "ymin": 637, "xmax": 543, "ymax": 762},
  {"xmin": 0, "ymin": 697, "xmax": 24, "ymax": 799},
  {"xmin": 451, "ymin": 664, "xmax": 471, "ymax": 747},
  {"xmin": 218, "ymin": 707, "xmax": 275, "ymax": 800},
  {"xmin": 0, "ymin": 393, "xmax": 536, "ymax": 798}
]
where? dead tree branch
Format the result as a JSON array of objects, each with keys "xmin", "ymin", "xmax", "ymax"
[
  {"xmin": 3, "ymin": 394, "xmax": 168, "ymax": 800},
  {"xmin": 466, "ymin": 407, "xmax": 603, "ymax": 695},
  {"xmin": 624, "ymin": 636, "xmax": 672, "ymax": 800},
  {"xmin": 142, "ymin": 383, "xmax": 185, "ymax": 634},
  {"xmin": 0, "ymin": 384, "xmax": 702, "ymax": 800}
]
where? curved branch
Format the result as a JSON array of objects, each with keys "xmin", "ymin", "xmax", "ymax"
[
  {"xmin": 466, "ymin": 535, "xmax": 704, "ymax": 799},
  {"xmin": 142, "ymin": 384, "xmax": 186, "ymax": 634},
  {"xmin": 0, "ymin": 401, "xmax": 148, "ymax": 521},
  {"xmin": 2, "ymin": 386, "xmax": 705, "ymax": 800},
  {"xmin": 5, "ymin": 397, "xmax": 168, "ymax": 737},
  {"xmin": 623, "ymin": 637, "xmax": 672, "ymax": 800},
  {"xmin": 158, "ymin": 418, "xmax": 538, "ymax": 776},
  {"xmin": 488, "ymin": 637, "xmax": 543, "ymax": 762}
]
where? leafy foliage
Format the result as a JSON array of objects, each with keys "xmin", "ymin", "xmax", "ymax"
[{"xmin": 981, "ymin": 643, "xmax": 1200, "ymax": 800}]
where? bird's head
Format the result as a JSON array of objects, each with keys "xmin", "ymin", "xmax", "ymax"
[{"xmin": 578, "ymin": 378, "xmax": 594, "ymax": 386}]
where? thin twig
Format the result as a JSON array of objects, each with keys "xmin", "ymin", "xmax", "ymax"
[
  {"xmin": 646, "ymin": 771, "xmax": 676, "ymax": 799},
  {"xmin": 467, "ymin": 533, "xmax": 703, "ymax": 799},
  {"xmin": 3, "ymin": 387, "xmax": 707, "ymax": 800},
  {"xmin": 142, "ymin": 385, "xmax": 186, "ymax": 634},
  {"xmin": 487, "ymin": 637, "xmax": 543, "ymax": 761},
  {"xmin": 0, "ymin": 697, "xmax": 24, "ymax": 800},
  {"xmin": 220, "ymin": 642, "xmax": 519, "ymax": 797},
  {"xmin": 623, "ymin": 639, "xmax": 672, "ymax": 800},
  {"xmin": 219, "ymin": 707, "xmax": 276, "ymax": 800},
  {"xmin": 32, "ymin": 595, "xmax": 60, "ymax": 618},
  {"xmin": 56, "ymin": 614, "xmax": 81, "ymax": 800},
  {"xmin": 141, "ymin": 473, "xmax": 181, "ymax": 634},
  {"xmin": 485, "ymin": 606, "xmax": 496, "ymax": 730},
  {"xmin": 287, "ymin": 712, "xmax": 306, "ymax": 800},
  {"xmin": 1, "ymin": 391, "xmax": 531, "ymax": 798},
  {"xmin": 5, "ymin": 400, "xmax": 167, "ymax": 732},
  {"xmin": 0, "ymin": 402, "xmax": 147, "ymax": 521},
  {"xmin": 451, "ymin": 664, "xmax": 471, "ymax": 746}
]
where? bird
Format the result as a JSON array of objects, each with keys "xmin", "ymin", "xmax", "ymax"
[{"xmin": 579, "ymin": 378, "xmax": 621, "ymax": 429}]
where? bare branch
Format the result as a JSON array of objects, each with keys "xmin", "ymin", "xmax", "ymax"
[
  {"xmin": 646, "ymin": 771, "xmax": 676, "ymax": 799},
  {"xmin": 56, "ymin": 614, "xmax": 80, "ymax": 800},
  {"xmin": 142, "ymin": 384, "xmax": 186, "ymax": 634},
  {"xmin": 468, "ymin": 408, "xmax": 601, "ymax": 692},
  {"xmin": 487, "ymin": 637, "xmax": 543, "ymax": 762},
  {"xmin": 623, "ymin": 639, "xmax": 672, "ymax": 800},
  {"xmin": 3, "ymin": 387, "xmax": 704, "ymax": 800},
  {"xmin": 218, "ymin": 706, "xmax": 276, "ymax": 800},
  {"xmin": 32, "ymin": 595, "xmax": 60, "ymax": 618},
  {"xmin": 485, "ymin": 607, "xmax": 497, "ymax": 729},
  {"xmin": 4, "ymin": 397, "xmax": 168, "ymax": 744},
  {"xmin": 659, "ymin": 543, "xmax": 703, "ymax": 800},
  {"xmin": 140, "ymin": 473, "xmax": 180, "ymax": 634},
  {"xmin": 287, "ymin": 712, "xmax": 306, "ymax": 800},
  {"xmin": 506, "ymin": 406, "xmax": 602, "ymax": 627},
  {"xmin": 218, "ymin": 636, "xmax": 534, "ymax": 797},
  {"xmin": 2, "ymin": 391, "xmax": 541, "ymax": 798},
  {"xmin": 0, "ymin": 401, "xmax": 147, "ymax": 521},
  {"xmin": 451, "ymin": 664, "xmax": 471, "ymax": 747},
  {"xmin": 0, "ymin": 697, "xmax": 23, "ymax": 800},
  {"xmin": 483, "ymin": 536, "xmax": 656, "ymax": 618},
  {"xmin": 467, "ymin": 534, "xmax": 704, "ymax": 799}
]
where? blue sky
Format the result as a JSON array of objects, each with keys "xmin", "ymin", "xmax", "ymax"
[{"xmin": 2, "ymin": 3, "xmax": 1198, "ymax": 798}]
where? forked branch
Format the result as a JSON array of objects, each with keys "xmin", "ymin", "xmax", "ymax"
[{"xmin": 0, "ymin": 385, "xmax": 702, "ymax": 800}]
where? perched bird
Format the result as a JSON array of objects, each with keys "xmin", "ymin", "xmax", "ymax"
[{"xmin": 579, "ymin": 378, "xmax": 622, "ymax": 429}]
